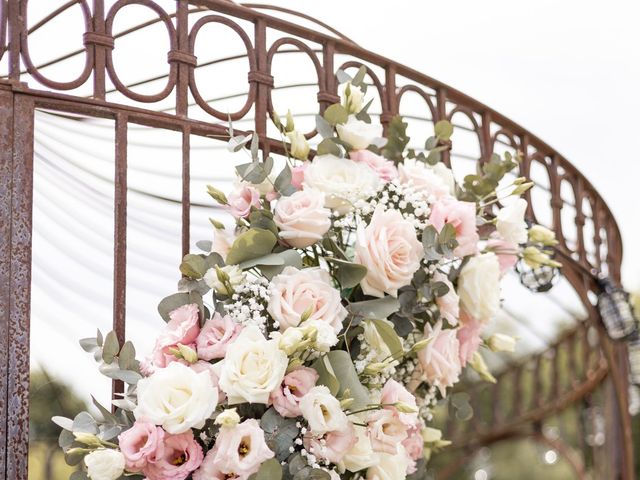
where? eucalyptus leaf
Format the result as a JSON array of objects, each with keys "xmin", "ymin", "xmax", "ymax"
[
  {"xmin": 260, "ymin": 409, "xmax": 299, "ymax": 462},
  {"xmin": 51, "ymin": 416, "xmax": 74, "ymax": 431},
  {"xmin": 249, "ymin": 458, "xmax": 283, "ymax": 480},
  {"xmin": 226, "ymin": 228, "xmax": 278, "ymax": 266},
  {"xmin": 311, "ymin": 355, "xmax": 340, "ymax": 396},
  {"xmin": 102, "ymin": 331, "xmax": 119, "ymax": 365},
  {"xmin": 179, "ymin": 254, "xmax": 207, "ymax": 279},
  {"xmin": 317, "ymin": 138, "xmax": 342, "ymax": 157},
  {"xmin": 118, "ymin": 341, "xmax": 137, "ymax": 371},
  {"xmin": 348, "ymin": 297, "xmax": 400, "ymax": 319},
  {"xmin": 65, "ymin": 448, "xmax": 91, "ymax": 466},
  {"xmin": 58, "ymin": 429, "xmax": 75, "ymax": 449},
  {"xmin": 434, "ymin": 120, "xmax": 454, "ymax": 140},
  {"xmin": 325, "ymin": 257, "xmax": 367, "ymax": 288},
  {"xmin": 324, "ymin": 350, "xmax": 369, "ymax": 408},
  {"xmin": 79, "ymin": 337, "xmax": 99, "ymax": 354},
  {"xmin": 315, "ymin": 114, "xmax": 334, "ymax": 139},
  {"xmin": 323, "ymin": 104, "xmax": 349, "ymax": 126},
  {"xmin": 335, "ymin": 69, "xmax": 352, "ymax": 84},
  {"xmin": 259, "ymin": 250, "xmax": 303, "ymax": 279},
  {"xmin": 91, "ymin": 396, "xmax": 118, "ymax": 425},
  {"xmin": 274, "ymin": 165, "xmax": 293, "ymax": 195},
  {"xmin": 228, "ymin": 134, "xmax": 250, "ymax": 152},
  {"xmin": 72, "ymin": 411, "xmax": 98, "ymax": 434},
  {"xmin": 351, "ymin": 65, "xmax": 367, "ymax": 87},
  {"xmin": 196, "ymin": 240, "xmax": 213, "ymax": 252},
  {"xmin": 367, "ymin": 319, "xmax": 403, "ymax": 359},
  {"xmin": 250, "ymin": 132, "xmax": 260, "ymax": 161},
  {"xmin": 157, "ymin": 292, "xmax": 190, "ymax": 322}
]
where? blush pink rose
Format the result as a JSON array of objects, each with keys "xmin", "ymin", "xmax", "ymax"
[
  {"xmin": 196, "ymin": 313, "xmax": 242, "ymax": 361},
  {"xmin": 398, "ymin": 159, "xmax": 454, "ymax": 199},
  {"xmin": 274, "ymin": 188, "xmax": 331, "ymax": 248},
  {"xmin": 267, "ymin": 266, "xmax": 347, "ymax": 333},
  {"xmin": 380, "ymin": 379, "xmax": 418, "ymax": 427},
  {"xmin": 291, "ymin": 162, "xmax": 309, "ymax": 190},
  {"xmin": 350, "ymin": 150, "xmax": 398, "ymax": 182},
  {"xmin": 367, "ymin": 409, "xmax": 409, "ymax": 455},
  {"xmin": 143, "ymin": 430, "xmax": 203, "ymax": 480},
  {"xmin": 355, "ymin": 207, "xmax": 423, "ymax": 298},
  {"xmin": 118, "ymin": 420, "xmax": 164, "ymax": 471},
  {"xmin": 227, "ymin": 183, "xmax": 261, "ymax": 218},
  {"xmin": 270, "ymin": 367, "xmax": 319, "ymax": 417},
  {"xmin": 147, "ymin": 303, "xmax": 201, "ymax": 371},
  {"xmin": 429, "ymin": 198, "xmax": 479, "ymax": 258},
  {"xmin": 202, "ymin": 419, "xmax": 274, "ymax": 480},
  {"xmin": 487, "ymin": 234, "xmax": 519, "ymax": 276},
  {"xmin": 402, "ymin": 422, "xmax": 424, "ymax": 475},
  {"xmin": 457, "ymin": 310, "xmax": 482, "ymax": 366},
  {"xmin": 418, "ymin": 321, "xmax": 462, "ymax": 396},
  {"xmin": 304, "ymin": 423, "xmax": 357, "ymax": 464},
  {"xmin": 432, "ymin": 271, "xmax": 460, "ymax": 326}
]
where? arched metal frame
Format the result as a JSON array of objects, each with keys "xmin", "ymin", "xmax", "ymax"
[{"xmin": 0, "ymin": 1, "xmax": 633, "ymax": 478}]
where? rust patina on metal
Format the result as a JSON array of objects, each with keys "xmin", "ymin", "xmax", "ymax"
[{"xmin": 0, "ymin": 1, "xmax": 632, "ymax": 478}]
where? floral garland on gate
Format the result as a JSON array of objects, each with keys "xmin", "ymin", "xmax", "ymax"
[{"xmin": 53, "ymin": 67, "xmax": 560, "ymax": 480}]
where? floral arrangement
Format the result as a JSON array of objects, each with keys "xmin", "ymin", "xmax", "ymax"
[{"xmin": 53, "ymin": 67, "xmax": 560, "ymax": 480}]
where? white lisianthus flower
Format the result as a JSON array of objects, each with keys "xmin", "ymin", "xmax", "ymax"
[
  {"xmin": 286, "ymin": 130, "xmax": 310, "ymax": 160},
  {"xmin": 303, "ymin": 154, "xmax": 380, "ymax": 214},
  {"xmin": 277, "ymin": 326, "xmax": 306, "ymax": 355},
  {"xmin": 458, "ymin": 253, "xmax": 501, "ymax": 323},
  {"xmin": 203, "ymin": 264, "xmax": 245, "ymax": 295},
  {"xmin": 398, "ymin": 159, "xmax": 455, "ymax": 199},
  {"xmin": 274, "ymin": 188, "xmax": 331, "ymax": 248},
  {"xmin": 365, "ymin": 444, "xmax": 410, "ymax": 480},
  {"xmin": 218, "ymin": 326, "xmax": 288, "ymax": 404},
  {"xmin": 303, "ymin": 319, "xmax": 339, "ymax": 352},
  {"xmin": 134, "ymin": 362, "xmax": 218, "ymax": 434},
  {"xmin": 299, "ymin": 385, "xmax": 349, "ymax": 434},
  {"xmin": 340, "ymin": 424, "xmax": 379, "ymax": 473},
  {"xmin": 486, "ymin": 333, "xmax": 517, "ymax": 353},
  {"xmin": 341, "ymin": 81, "xmax": 365, "ymax": 114},
  {"xmin": 336, "ymin": 115, "xmax": 384, "ymax": 150},
  {"xmin": 496, "ymin": 198, "xmax": 528, "ymax": 244},
  {"xmin": 362, "ymin": 320, "xmax": 393, "ymax": 362},
  {"xmin": 215, "ymin": 408, "xmax": 241, "ymax": 428},
  {"xmin": 84, "ymin": 449, "xmax": 125, "ymax": 480}
]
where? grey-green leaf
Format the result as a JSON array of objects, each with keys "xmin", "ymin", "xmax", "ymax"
[
  {"xmin": 325, "ymin": 257, "xmax": 367, "ymax": 288},
  {"xmin": 249, "ymin": 458, "xmax": 283, "ymax": 480},
  {"xmin": 367, "ymin": 319, "xmax": 403, "ymax": 359},
  {"xmin": 226, "ymin": 228, "xmax": 278, "ymax": 266},
  {"xmin": 323, "ymin": 104, "xmax": 349, "ymax": 126},
  {"xmin": 102, "ymin": 331, "xmax": 119, "ymax": 364},
  {"xmin": 348, "ymin": 297, "xmax": 400, "ymax": 320}
]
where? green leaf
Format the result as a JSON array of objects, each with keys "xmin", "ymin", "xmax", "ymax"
[
  {"xmin": 250, "ymin": 132, "xmax": 260, "ymax": 161},
  {"xmin": 118, "ymin": 341, "xmax": 137, "ymax": 371},
  {"xmin": 228, "ymin": 134, "xmax": 250, "ymax": 152},
  {"xmin": 65, "ymin": 448, "xmax": 91, "ymax": 466},
  {"xmin": 336, "ymin": 69, "xmax": 352, "ymax": 84},
  {"xmin": 249, "ymin": 210, "xmax": 278, "ymax": 236},
  {"xmin": 58, "ymin": 429, "xmax": 75, "ymax": 449},
  {"xmin": 368, "ymin": 319, "xmax": 403, "ymax": 359},
  {"xmin": 72, "ymin": 412, "xmax": 98, "ymax": 434},
  {"xmin": 311, "ymin": 355, "xmax": 340, "ymax": 396},
  {"xmin": 91, "ymin": 396, "xmax": 118, "ymax": 425},
  {"xmin": 315, "ymin": 114, "xmax": 334, "ymax": 139},
  {"xmin": 323, "ymin": 104, "xmax": 349, "ymax": 126},
  {"xmin": 259, "ymin": 409, "xmax": 299, "ymax": 462},
  {"xmin": 236, "ymin": 158, "xmax": 273, "ymax": 184},
  {"xmin": 249, "ymin": 458, "xmax": 283, "ymax": 480},
  {"xmin": 381, "ymin": 116, "xmax": 410, "ymax": 164},
  {"xmin": 102, "ymin": 331, "xmax": 119, "ymax": 364},
  {"xmin": 206, "ymin": 185, "xmax": 228, "ymax": 205},
  {"xmin": 317, "ymin": 138, "xmax": 342, "ymax": 157},
  {"xmin": 325, "ymin": 257, "xmax": 367, "ymax": 288},
  {"xmin": 323, "ymin": 350, "xmax": 370, "ymax": 408},
  {"xmin": 351, "ymin": 65, "xmax": 367, "ymax": 87},
  {"xmin": 259, "ymin": 250, "xmax": 303, "ymax": 279},
  {"xmin": 348, "ymin": 297, "xmax": 400, "ymax": 319},
  {"xmin": 226, "ymin": 228, "xmax": 278, "ymax": 266},
  {"xmin": 158, "ymin": 292, "xmax": 190, "ymax": 322},
  {"xmin": 51, "ymin": 416, "xmax": 74, "ymax": 431},
  {"xmin": 79, "ymin": 336, "xmax": 99, "ymax": 354},
  {"xmin": 434, "ymin": 120, "xmax": 454, "ymax": 141},
  {"xmin": 179, "ymin": 254, "xmax": 207, "ymax": 279},
  {"xmin": 196, "ymin": 240, "xmax": 213, "ymax": 252},
  {"xmin": 274, "ymin": 165, "xmax": 294, "ymax": 195}
]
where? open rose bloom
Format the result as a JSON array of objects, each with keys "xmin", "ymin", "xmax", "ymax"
[{"xmin": 55, "ymin": 71, "xmax": 557, "ymax": 480}]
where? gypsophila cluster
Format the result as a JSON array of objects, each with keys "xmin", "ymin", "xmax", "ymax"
[{"xmin": 224, "ymin": 275, "xmax": 272, "ymax": 332}]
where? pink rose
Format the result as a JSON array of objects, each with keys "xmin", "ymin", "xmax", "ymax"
[
  {"xmin": 487, "ymin": 234, "xmax": 519, "ymax": 276},
  {"xmin": 291, "ymin": 162, "xmax": 309, "ymax": 190},
  {"xmin": 433, "ymin": 271, "xmax": 459, "ymax": 326},
  {"xmin": 367, "ymin": 409, "xmax": 409, "ymax": 455},
  {"xmin": 270, "ymin": 367, "xmax": 319, "ymax": 417},
  {"xmin": 380, "ymin": 379, "xmax": 418, "ymax": 427},
  {"xmin": 267, "ymin": 267, "xmax": 347, "ymax": 333},
  {"xmin": 197, "ymin": 419, "xmax": 274, "ymax": 480},
  {"xmin": 350, "ymin": 150, "xmax": 398, "ymax": 182},
  {"xmin": 147, "ymin": 304, "xmax": 201, "ymax": 371},
  {"xmin": 191, "ymin": 360, "xmax": 226, "ymax": 404},
  {"xmin": 402, "ymin": 423, "xmax": 424, "ymax": 475},
  {"xmin": 118, "ymin": 420, "xmax": 164, "ymax": 471},
  {"xmin": 429, "ymin": 197, "xmax": 479, "ymax": 258},
  {"xmin": 398, "ymin": 159, "xmax": 454, "ymax": 199},
  {"xmin": 227, "ymin": 183, "xmax": 261, "ymax": 218},
  {"xmin": 355, "ymin": 207, "xmax": 423, "ymax": 298},
  {"xmin": 418, "ymin": 321, "xmax": 462, "ymax": 396},
  {"xmin": 196, "ymin": 313, "xmax": 242, "ymax": 361},
  {"xmin": 304, "ymin": 423, "xmax": 357, "ymax": 464},
  {"xmin": 143, "ymin": 430, "xmax": 203, "ymax": 480},
  {"xmin": 457, "ymin": 310, "xmax": 482, "ymax": 366},
  {"xmin": 274, "ymin": 189, "xmax": 331, "ymax": 248}
]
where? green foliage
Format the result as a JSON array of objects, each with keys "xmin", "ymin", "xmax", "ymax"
[
  {"xmin": 325, "ymin": 257, "xmax": 367, "ymax": 288},
  {"xmin": 312, "ymin": 351, "xmax": 369, "ymax": 408},
  {"xmin": 225, "ymin": 228, "xmax": 278, "ymax": 266},
  {"xmin": 366, "ymin": 318, "xmax": 403, "ymax": 359},
  {"xmin": 259, "ymin": 409, "xmax": 299, "ymax": 463},
  {"xmin": 459, "ymin": 151, "xmax": 520, "ymax": 202},
  {"xmin": 323, "ymin": 104, "xmax": 349, "ymax": 126},
  {"xmin": 381, "ymin": 116, "xmax": 409, "ymax": 164},
  {"xmin": 422, "ymin": 224, "xmax": 459, "ymax": 260}
]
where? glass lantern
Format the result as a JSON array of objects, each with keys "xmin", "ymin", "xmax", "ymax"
[
  {"xmin": 515, "ymin": 259, "xmax": 559, "ymax": 293},
  {"xmin": 597, "ymin": 278, "xmax": 637, "ymax": 340},
  {"xmin": 628, "ymin": 333, "xmax": 640, "ymax": 386}
]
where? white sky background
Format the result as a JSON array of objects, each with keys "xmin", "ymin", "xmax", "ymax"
[{"xmin": 23, "ymin": 0, "xmax": 640, "ymax": 408}]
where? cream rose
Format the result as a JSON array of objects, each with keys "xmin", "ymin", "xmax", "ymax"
[
  {"xmin": 336, "ymin": 116, "xmax": 383, "ymax": 150},
  {"xmin": 355, "ymin": 207, "xmax": 423, "ymax": 297},
  {"xmin": 134, "ymin": 362, "xmax": 218, "ymax": 434},
  {"xmin": 458, "ymin": 253, "xmax": 501, "ymax": 323},
  {"xmin": 274, "ymin": 188, "xmax": 331, "ymax": 248},
  {"xmin": 304, "ymin": 154, "xmax": 380, "ymax": 214},
  {"xmin": 366, "ymin": 444, "xmax": 411, "ymax": 480},
  {"xmin": 398, "ymin": 159, "xmax": 455, "ymax": 199},
  {"xmin": 84, "ymin": 449, "xmax": 125, "ymax": 480},
  {"xmin": 299, "ymin": 385, "xmax": 349, "ymax": 435},
  {"xmin": 268, "ymin": 267, "xmax": 347, "ymax": 333},
  {"xmin": 217, "ymin": 326, "xmax": 288, "ymax": 404},
  {"xmin": 496, "ymin": 198, "xmax": 528, "ymax": 244},
  {"xmin": 340, "ymin": 424, "xmax": 379, "ymax": 473}
]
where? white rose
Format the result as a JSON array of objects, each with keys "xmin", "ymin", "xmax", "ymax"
[
  {"xmin": 397, "ymin": 159, "xmax": 454, "ymax": 199},
  {"xmin": 203, "ymin": 264, "xmax": 245, "ymax": 295},
  {"xmin": 286, "ymin": 130, "xmax": 310, "ymax": 160},
  {"xmin": 84, "ymin": 449, "xmax": 125, "ymax": 480},
  {"xmin": 341, "ymin": 82, "xmax": 365, "ymax": 113},
  {"xmin": 303, "ymin": 319, "xmax": 339, "ymax": 352},
  {"xmin": 299, "ymin": 385, "xmax": 349, "ymax": 434},
  {"xmin": 496, "ymin": 198, "xmax": 528, "ymax": 244},
  {"xmin": 355, "ymin": 207, "xmax": 423, "ymax": 297},
  {"xmin": 268, "ymin": 266, "xmax": 347, "ymax": 333},
  {"xmin": 274, "ymin": 188, "xmax": 331, "ymax": 248},
  {"xmin": 365, "ymin": 444, "xmax": 411, "ymax": 480},
  {"xmin": 362, "ymin": 320, "xmax": 393, "ymax": 362},
  {"xmin": 218, "ymin": 326, "xmax": 288, "ymax": 404},
  {"xmin": 458, "ymin": 253, "xmax": 501, "ymax": 323},
  {"xmin": 340, "ymin": 424, "xmax": 379, "ymax": 473},
  {"xmin": 336, "ymin": 116, "xmax": 383, "ymax": 150},
  {"xmin": 134, "ymin": 362, "xmax": 218, "ymax": 434},
  {"xmin": 304, "ymin": 154, "xmax": 380, "ymax": 214}
]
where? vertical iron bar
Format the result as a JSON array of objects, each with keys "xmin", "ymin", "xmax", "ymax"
[
  {"xmin": 92, "ymin": 0, "xmax": 106, "ymax": 100},
  {"xmin": 7, "ymin": 93, "xmax": 35, "ymax": 480},
  {"xmin": 254, "ymin": 19, "xmax": 268, "ymax": 140},
  {"xmin": 181, "ymin": 126, "xmax": 190, "ymax": 257},
  {"xmin": 112, "ymin": 113, "xmax": 127, "ymax": 397},
  {"xmin": 7, "ymin": 0, "xmax": 20, "ymax": 79},
  {"xmin": 175, "ymin": 0, "xmax": 189, "ymax": 117}
]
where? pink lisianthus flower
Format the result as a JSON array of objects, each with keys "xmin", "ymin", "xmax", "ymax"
[
  {"xmin": 367, "ymin": 409, "xmax": 409, "ymax": 455},
  {"xmin": 227, "ymin": 183, "xmax": 261, "ymax": 218},
  {"xmin": 304, "ymin": 423, "xmax": 357, "ymax": 464},
  {"xmin": 487, "ymin": 233, "xmax": 519, "ymax": 276},
  {"xmin": 379, "ymin": 379, "xmax": 418, "ymax": 427},
  {"xmin": 429, "ymin": 197, "xmax": 479, "ymax": 258},
  {"xmin": 350, "ymin": 150, "xmax": 398, "ymax": 182},
  {"xmin": 402, "ymin": 421, "xmax": 424, "ymax": 474},
  {"xmin": 143, "ymin": 430, "xmax": 203, "ymax": 480},
  {"xmin": 418, "ymin": 321, "xmax": 462, "ymax": 396},
  {"xmin": 117, "ymin": 420, "xmax": 164, "ymax": 471},
  {"xmin": 290, "ymin": 162, "xmax": 309, "ymax": 190},
  {"xmin": 432, "ymin": 271, "xmax": 460, "ymax": 326},
  {"xmin": 196, "ymin": 312, "xmax": 242, "ymax": 361},
  {"xmin": 457, "ymin": 310, "xmax": 483, "ymax": 366},
  {"xmin": 269, "ymin": 367, "xmax": 319, "ymax": 418}
]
